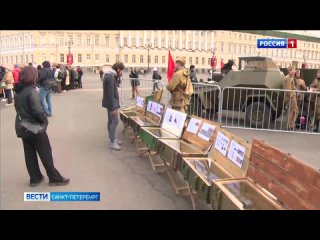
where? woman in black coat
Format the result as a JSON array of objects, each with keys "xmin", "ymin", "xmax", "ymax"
[
  {"xmin": 129, "ymin": 67, "xmax": 140, "ymax": 99},
  {"xmin": 14, "ymin": 66, "xmax": 70, "ymax": 187}
]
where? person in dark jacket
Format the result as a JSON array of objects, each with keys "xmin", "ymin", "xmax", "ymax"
[
  {"xmin": 14, "ymin": 66, "xmax": 69, "ymax": 186},
  {"xmin": 129, "ymin": 67, "xmax": 140, "ymax": 99},
  {"xmin": 189, "ymin": 65, "xmax": 198, "ymax": 83},
  {"xmin": 152, "ymin": 67, "xmax": 162, "ymax": 92},
  {"xmin": 102, "ymin": 62, "xmax": 125, "ymax": 151},
  {"xmin": 77, "ymin": 66, "xmax": 83, "ymax": 88},
  {"xmin": 38, "ymin": 61, "xmax": 53, "ymax": 117}
]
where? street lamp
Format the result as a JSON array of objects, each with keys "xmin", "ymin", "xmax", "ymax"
[{"xmin": 145, "ymin": 42, "xmax": 152, "ymax": 74}]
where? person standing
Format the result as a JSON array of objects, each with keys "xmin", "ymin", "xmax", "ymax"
[
  {"xmin": 38, "ymin": 61, "xmax": 53, "ymax": 117},
  {"xmin": 77, "ymin": 66, "xmax": 83, "ymax": 88},
  {"xmin": 189, "ymin": 65, "xmax": 198, "ymax": 83},
  {"xmin": 309, "ymin": 69, "xmax": 320, "ymax": 132},
  {"xmin": 12, "ymin": 64, "xmax": 20, "ymax": 84},
  {"xmin": 14, "ymin": 66, "xmax": 69, "ymax": 186},
  {"xmin": 283, "ymin": 66, "xmax": 298, "ymax": 130},
  {"xmin": 102, "ymin": 62, "xmax": 125, "ymax": 150},
  {"xmin": 166, "ymin": 56, "xmax": 193, "ymax": 113},
  {"xmin": 65, "ymin": 65, "xmax": 71, "ymax": 91},
  {"xmin": 129, "ymin": 67, "xmax": 140, "ymax": 99},
  {"xmin": 294, "ymin": 70, "xmax": 307, "ymax": 113},
  {"xmin": 152, "ymin": 67, "xmax": 162, "ymax": 92},
  {"xmin": 2, "ymin": 67, "xmax": 14, "ymax": 106},
  {"xmin": 54, "ymin": 64, "xmax": 62, "ymax": 94}
]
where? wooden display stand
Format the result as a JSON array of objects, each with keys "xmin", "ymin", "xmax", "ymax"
[
  {"xmin": 182, "ymin": 128, "xmax": 251, "ymax": 209},
  {"xmin": 138, "ymin": 108, "xmax": 187, "ymax": 172},
  {"xmin": 129, "ymin": 100, "xmax": 165, "ymax": 144},
  {"xmin": 213, "ymin": 138, "xmax": 320, "ymax": 210},
  {"xmin": 157, "ymin": 116, "xmax": 220, "ymax": 195},
  {"xmin": 119, "ymin": 96, "xmax": 146, "ymax": 137}
]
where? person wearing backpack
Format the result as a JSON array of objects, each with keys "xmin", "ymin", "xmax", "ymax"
[
  {"xmin": 54, "ymin": 64, "xmax": 63, "ymax": 94},
  {"xmin": 166, "ymin": 56, "xmax": 193, "ymax": 113}
]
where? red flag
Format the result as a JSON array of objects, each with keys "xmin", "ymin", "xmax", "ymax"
[
  {"xmin": 211, "ymin": 55, "xmax": 217, "ymax": 69},
  {"xmin": 167, "ymin": 50, "xmax": 175, "ymax": 82}
]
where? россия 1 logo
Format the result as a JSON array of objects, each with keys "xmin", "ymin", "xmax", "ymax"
[{"xmin": 257, "ymin": 38, "xmax": 297, "ymax": 48}]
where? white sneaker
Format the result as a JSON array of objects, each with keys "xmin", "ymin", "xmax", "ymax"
[
  {"xmin": 109, "ymin": 142, "xmax": 121, "ymax": 151},
  {"xmin": 109, "ymin": 139, "xmax": 123, "ymax": 145}
]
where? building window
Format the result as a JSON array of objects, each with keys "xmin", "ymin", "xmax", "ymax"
[
  {"xmin": 25, "ymin": 55, "xmax": 28, "ymax": 63},
  {"xmin": 175, "ymin": 40, "xmax": 178, "ymax": 49},
  {"xmin": 189, "ymin": 57, "xmax": 192, "ymax": 65},
  {"xmin": 31, "ymin": 54, "xmax": 33, "ymax": 63},
  {"xmin": 195, "ymin": 42, "xmax": 198, "ymax": 50},
  {"xmin": 244, "ymin": 46, "xmax": 247, "ymax": 54},
  {"xmin": 131, "ymin": 37, "xmax": 135, "ymax": 47},
  {"xmin": 125, "ymin": 54, "xmax": 128, "ymax": 63},
  {"xmin": 124, "ymin": 37, "xmax": 128, "ymax": 46},
  {"xmin": 19, "ymin": 36, "xmax": 22, "ymax": 47},
  {"xmin": 7, "ymin": 56, "xmax": 10, "ymax": 63},
  {"xmin": 239, "ymin": 34, "xmax": 242, "ymax": 40},
  {"xmin": 40, "ymin": 33, "xmax": 46, "ymax": 44},
  {"xmin": 78, "ymin": 35, "xmax": 82, "ymax": 46},
  {"xmin": 162, "ymin": 56, "xmax": 165, "ymax": 64},
  {"xmin": 60, "ymin": 54, "xmax": 64, "ymax": 62},
  {"xmin": 105, "ymin": 35, "xmax": 109, "ymax": 48},
  {"xmin": 244, "ymin": 34, "xmax": 247, "ymax": 41},
  {"xmin": 155, "ymin": 56, "xmax": 158, "ymax": 63},
  {"xmin": 169, "ymin": 41, "xmax": 172, "ymax": 48},
  {"xmin": 30, "ymin": 34, "xmax": 33, "ymax": 46},
  {"xmin": 10, "ymin": 56, "xmax": 13, "ymax": 64},
  {"xmin": 196, "ymin": 57, "xmax": 199, "ymax": 65},
  {"xmin": 86, "ymin": 54, "xmax": 90, "ymax": 61},
  {"xmin": 140, "ymin": 55, "xmax": 144, "ymax": 63},
  {"xmin": 115, "ymin": 35, "xmax": 120, "ymax": 47},
  {"xmin": 24, "ymin": 35, "xmax": 28, "ymax": 46},
  {"xmin": 132, "ymin": 55, "xmax": 136, "ymax": 63},
  {"xmin": 202, "ymin": 58, "xmax": 205, "ymax": 65},
  {"xmin": 95, "ymin": 54, "xmax": 99, "ymax": 61},
  {"xmin": 220, "ymin": 43, "xmax": 224, "ymax": 52},
  {"xmin": 161, "ymin": 39, "xmax": 165, "ymax": 47},
  {"xmin": 14, "ymin": 37, "xmax": 17, "ymax": 47},
  {"xmin": 60, "ymin": 35, "xmax": 64, "ymax": 46},
  {"xmin": 78, "ymin": 54, "xmax": 82, "ymax": 63},
  {"xmin": 239, "ymin": 45, "xmax": 242, "ymax": 54},
  {"xmin": 87, "ymin": 35, "xmax": 91, "ymax": 46},
  {"xmin": 106, "ymin": 54, "xmax": 110, "ymax": 62},
  {"xmin": 116, "ymin": 54, "xmax": 119, "ymax": 62},
  {"xmin": 249, "ymin": 35, "xmax": 252, "ymax": 41},
  {"xmin": 228, "ymin": 44, "xmax": 231, "ymax": 53},
  {"xmin": 95, "ymin": 35, "xmax": 99, "ymax": 46},
  {"xmin": 68, "ymin": 34, "xmax": 73, "ymax": 43},
  {"xmin": 234, "ymin": 33, "xmax": 236, "ymax": 39},
  {"xmin": 10, "ymin": 38, "xmax": 13, "ymax": 48}
]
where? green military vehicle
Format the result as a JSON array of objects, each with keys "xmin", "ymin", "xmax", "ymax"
[{"xmin": 191, "ymin": 56, "xmax": 286, "ymax": 128}]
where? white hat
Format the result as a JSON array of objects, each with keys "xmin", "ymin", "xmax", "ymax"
[{"xmin": 153, "ymin": 67, "xmax": 157, "ymax": 71}]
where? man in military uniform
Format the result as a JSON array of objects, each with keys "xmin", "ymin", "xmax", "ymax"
[
  {"xmin": 309, "ymin": 69, "xmax": 320, "ymax": 132},
  {"xmin": 283, "ymin": 65, "xmax": 298, "ymax": 130},
  {"xmin": 166, "ymin": 56, "xmax": 193, "ymax": 113}
]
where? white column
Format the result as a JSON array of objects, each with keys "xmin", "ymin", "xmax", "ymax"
[
  {"xmin": 158, "ymin": 31, "xmax": 161, "ymax": 48},
  {"xmin": 172, "ymin": 31, "xmax": 175, "ymax": 49},
  {"xmin": 151, "ymin": 31, "xmax": 154, "ymax": 48},
  {"xmin": 198, "ymin": 31, "xmax": 202, "ymax": 50},
  {"xmin": 136, "ymin": 31, "xmax": 139, "ymax": 47},
  {"xmin": 179, "ymin": 31, "xmax": 182, "ymax": 49},
  {"xmin": 211, "ymin": 31, "xmax": 214, "ymax": 51},
  {"xmin": 186, "ymin": 31, "xmax": 189, "ymax": 49},
  {"xmin": 192, "ymin": 31, "xmax": 195, "ymax": 50},
  {"xmin": 143, "ymin": 31, "xmax": 147, "ymax": 46},
  {"xmin": 120, "ymin": 31, "xmax": 124, "ymax": 47},
  {"xmin": 165, "ymin": 31, "xmax": 168, "ymax": 49},
  {"xmin": 205, "ymin": 31, "xmax": 208, "ymax": 51},
  {"xmin": 128, "ymin": 31, "xmax": 131, "ymax": 47}
]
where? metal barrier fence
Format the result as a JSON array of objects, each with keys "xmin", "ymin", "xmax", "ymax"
[
  {"xmin": 220, "ymin": 87, "xmax": 320, "ymax": 134},
  {"xmin": 119, "ymin": 79, "xmax": 320, "ymax": 134}
]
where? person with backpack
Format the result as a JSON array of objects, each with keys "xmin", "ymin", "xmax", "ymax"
[
  {"xmin": 54, "ymin": 64, "xmax": 63, "ymax": 94},
  {"xmin": 166, "ymin": 56, "xmax": 193, "ymax": 113}
]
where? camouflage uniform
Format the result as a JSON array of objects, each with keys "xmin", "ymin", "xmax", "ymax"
[
  {"xmin": 283, "ymin": 74, "xmax": 298, "ymax": 129},
  {"xmin": 310, "ymin": 78, "xmax": 320, "ymax": 122},
  {"xmin": 166, "ymin": 68, "xmax": 191, "ymax": 113}
]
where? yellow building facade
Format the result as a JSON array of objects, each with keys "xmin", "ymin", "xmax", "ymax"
[{"xmin": 0, "ymin": 30, "xmax": 319, "ymax": 73}]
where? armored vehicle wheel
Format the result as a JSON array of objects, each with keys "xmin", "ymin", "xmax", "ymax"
[{"xmin": 246, "ymin": 102, "xmax": 271, "ymax": 128}]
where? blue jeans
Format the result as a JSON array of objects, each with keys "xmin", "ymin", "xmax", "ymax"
[
  {"xmin": 107, "ymin": 110, "xmax": 119, "ymax": 142},
  {"xmin": 39, "ymin": 87, "xmax": 52, "ymax": 114}
]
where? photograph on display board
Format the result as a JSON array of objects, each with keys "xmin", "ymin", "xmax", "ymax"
[
  {"xmin": 136, "ymin": 96, "xmax": 144, "ymax": 108},
  {"xmin": 214, "ymin": 131, "xmax": 230, "ymax": 156},
  {"xmin": 197, "ymin": 123, "xmax": 216, "ymax": 142},
  {"xmin": 227, "ymin": 140, "xmax": 246, "ymax": 168},
  {"xmin": 186, "ymin": 118, "xmax": 202, "ymax": 134},
  {"xmin": 155, "ymin": 104, "xmax": 164, "ymax": 118}
]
